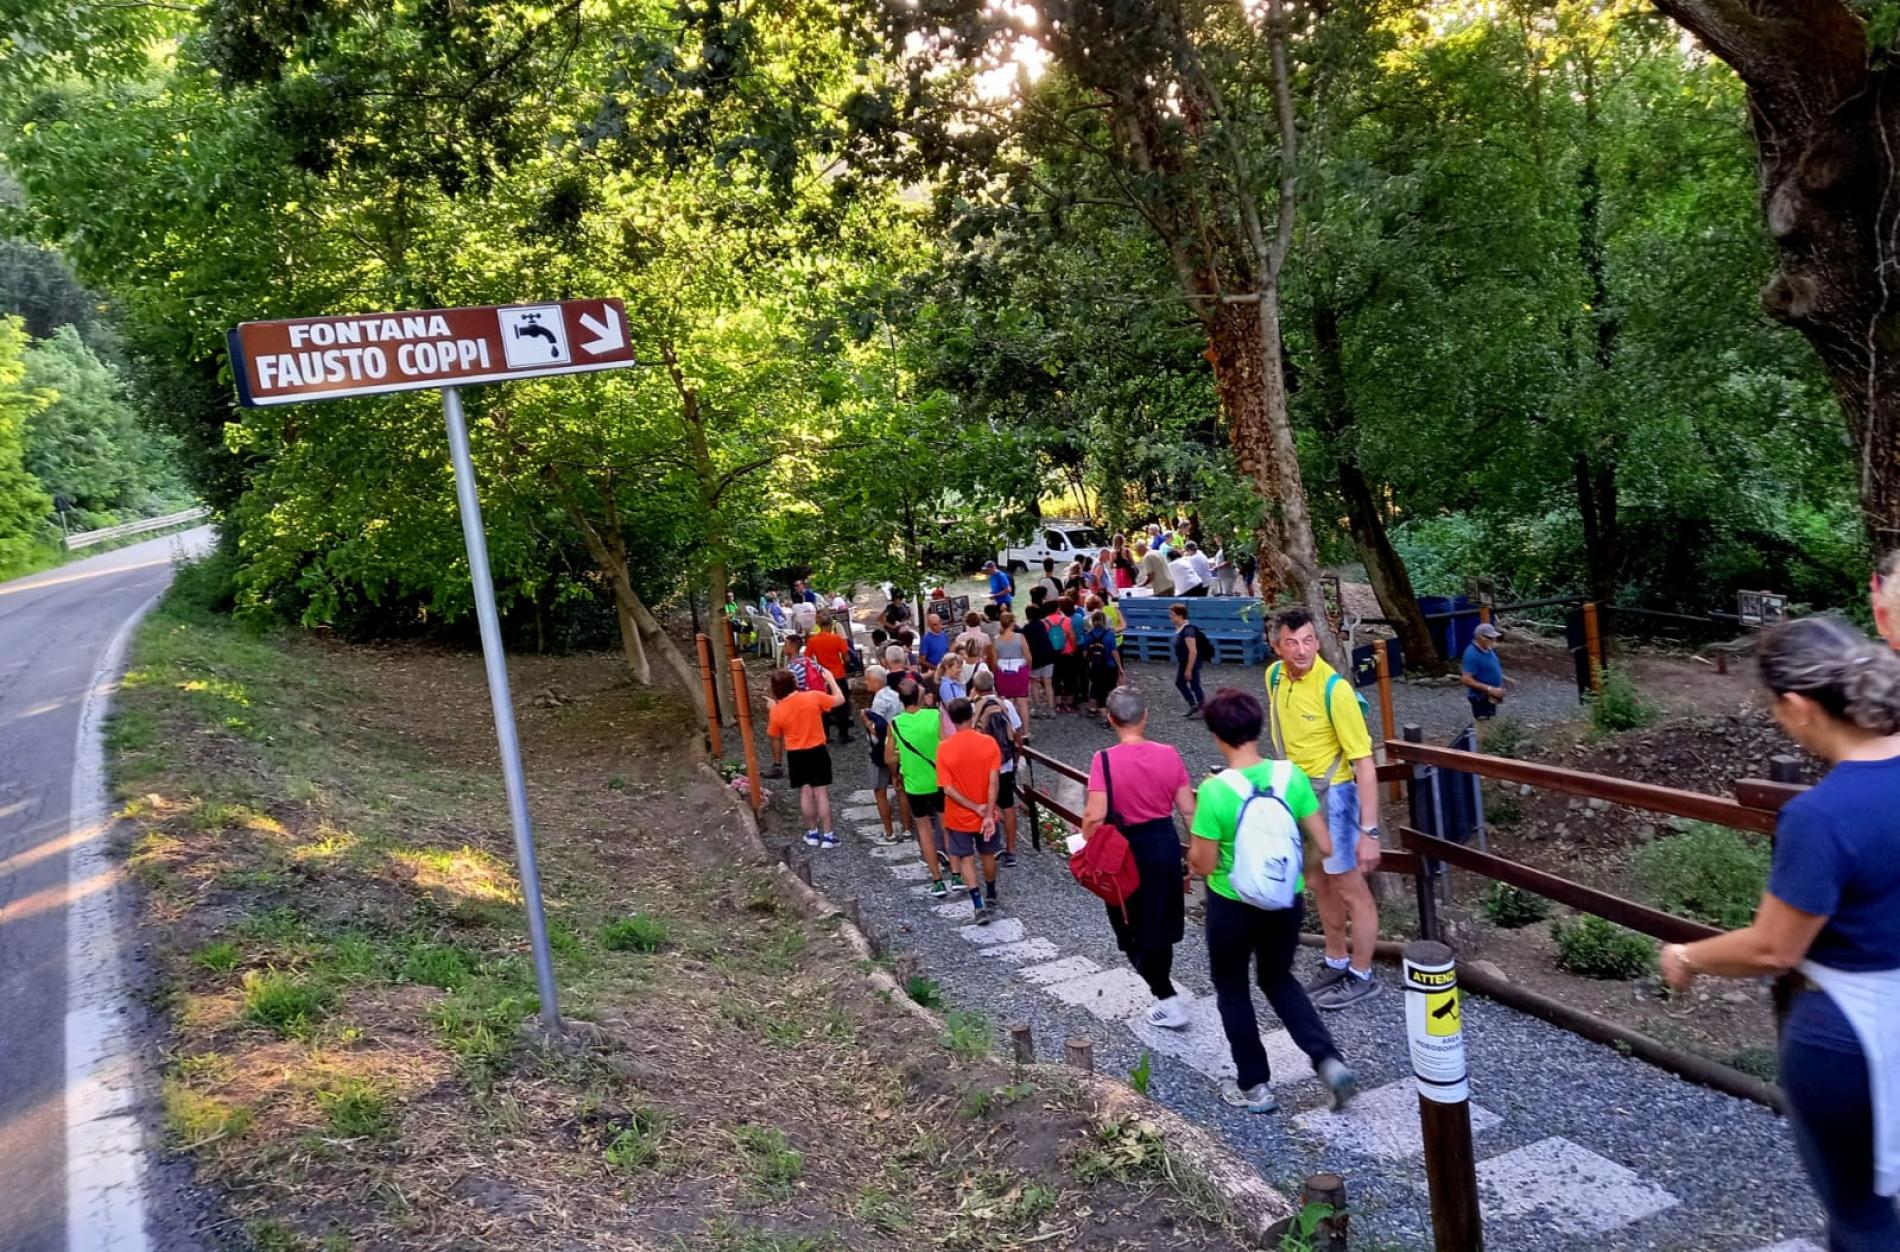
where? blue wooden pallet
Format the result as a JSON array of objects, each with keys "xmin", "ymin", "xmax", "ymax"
[{"xmin": 1116, "ymin": 596, "xmax": 1269, "ymax": 666}]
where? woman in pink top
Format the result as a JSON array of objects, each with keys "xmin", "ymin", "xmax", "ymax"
[{"xmin": 1080, "ymin": 686, "xmax": 1198, "ymax": 1029}]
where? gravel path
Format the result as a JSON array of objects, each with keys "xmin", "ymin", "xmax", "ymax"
[{"xmin": 735, "ymin": 674, "xmax": 1826, "ymax": 1251}]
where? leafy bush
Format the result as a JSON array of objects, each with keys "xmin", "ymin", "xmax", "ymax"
[
  {"xmin": 599, "ymin": 913, "xmax": 668, "ymax": 952},
  {"xmin": 1633, "ymin": 823, "xmax": 1770, "ymax": 929},
  {"xmin": 1129, "ymin": 1050, "xmax": 1153, "ymax": 1096},
  {"xmin": 1480, "ymin": 883, "xmax": 1550, "ymax": 929},
  {"xmin": 1552, "ymin": 915, "xmax": 1654, "ymax": 980},
  {"xmin": 1481, "ymin": 718, "xmax": 1529, "ymax": 760},
  {"xmin": 940, "ymin": 1010, "xmax": 991, "ymax": 1060},
  {"xmin": 1589, "ymin": 667, "xmax": 1655, "ymax": 733},
  {"xmin": 904, "ymin": 974, "xmax": 943, "ymax": 1007}
]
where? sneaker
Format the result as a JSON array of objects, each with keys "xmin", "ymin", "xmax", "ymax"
[
  {"xmin": 928, "ymin": 879, "xmax": 949, "ymax": 899},
  {"xmin": 974, "ymin": 904, "xmax": 993, "ymax": 926},
  {"xmin": 1000, "ymin": 851, "xmax": 1018, "ymax": 869},
  {"xmin": 819, "ymin": 832, "xmax": 840, "ymax": 849},
  {"xmin": 1305, "ymin": 963, "xmax": 1351, "ymax": 994},
  {"xmin": 802, "ymin": 830, "xmax": 822, "ymax": 847},
  {"xmin": 1220, "ymin": 1079, "xmax": 1279, "ymax": 1114},
  {"xmin": 879, "ymin": 829, "xmax": 902, "ymax": 844},
  {"xmin": 1181, "ymin": 706, "xmax": 1201, "ymax": 718},
  {"xmin": 1144, "ymin": 994, "xmax": 1191, "ymax": 1030},
  {"xmin": 1314, "ymin": 972, "xmax": 1378, "ymax": 1012},
  {"xmin": 1319, "ymin": 1058, "xmax": 1357, "ymax": 1112}
]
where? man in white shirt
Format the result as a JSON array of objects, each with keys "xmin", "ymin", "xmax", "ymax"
[
  {"xmin": 1185, "ymin": 542, "xmax": 1216, "ymax": 594},
  {"xmin": 1169, "ymin": 550, "xmax": 1207, "ymax": 597}
]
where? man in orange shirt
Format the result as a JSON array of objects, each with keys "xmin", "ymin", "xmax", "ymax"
[
  {"xmin": 766, "ymin": 666, "xmax": 846, "ymax": 849},
  {"xmin": 803, "ymin": 609, "xmax": 854, "ymax": 744},
  {"xmin": 937, "ymin": 697, "xmax": 1003, "ymax": 924}
]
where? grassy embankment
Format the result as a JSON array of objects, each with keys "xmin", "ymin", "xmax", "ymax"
[{"xmin": 110, "ymin": 556, "xmax": 1251, "ymax": 1252}]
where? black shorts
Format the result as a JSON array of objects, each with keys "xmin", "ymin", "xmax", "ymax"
[
  {"xmin": 1468, "ymin": 695, "xmax": 1497, "ymax": 721},
  {"xmin": 787, "ymin": 745, "xmax": 833, "ymax": 789},
  {"xmin": 906, "ymin": 790, "xmax": 943, "ymax": 818},
  {"xmin": 946, "ymin": 827, "xmax": 1004, "ymax": 858},
  {"xmin": 996, "ymin": 772, "xmax": 1017, "ymax": 810}
]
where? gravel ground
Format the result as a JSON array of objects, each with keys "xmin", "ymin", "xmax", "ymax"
[{"xmin": 734, "ymin": 664, "xmax": 1826, "ymax": 1251}]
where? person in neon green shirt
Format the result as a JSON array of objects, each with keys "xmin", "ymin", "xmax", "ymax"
[
  {"xmin": 884, "ymin": 678, "xmax": 952, "ymax": 898},
  {"xmin": 1263, "ymin": 607, "xmax": 1384, "ymax": 1011},
  {"xmin": 1188, "ymin": 687, "xmax": 1356, "ymax": 1115}
]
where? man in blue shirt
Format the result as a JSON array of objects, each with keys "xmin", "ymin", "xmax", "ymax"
[
  {"xmin": 1461, "ymin": 622, "xmax": 1506, "ymax": 721},
  {"xmin": 919, "ymin": 612, "xmax": 950, "ymax": 674},
  {"xmin": 985, "ymin": 560, "xmax": 1013, "ymax": 609}
]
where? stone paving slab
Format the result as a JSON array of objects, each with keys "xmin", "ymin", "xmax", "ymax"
[
  {"xmin": 1477, "ymin": 1135, "xmax": 1679, "ymax": 1237},
  {"xmin": 1129, "ymin": 996, "xmax": 1315, "ymax": 1087},
  {"xmin": 1040, "ymin": 967, "xmax": 1155, "ymax": 1022},
  {"xmin": 1294, "ymin": 1079, "xmax": 1502, "ymax": 1161},
  {"xmin": 1017, "ymin": 956, "xmax": 1101, "ymax": 986},
  {"xmin": 975, "ymin": 938, "xmax": 1060, "ymax": 964}
]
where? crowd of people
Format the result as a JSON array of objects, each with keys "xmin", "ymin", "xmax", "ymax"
[{"xmin": 748, "ymin": 544, "xmax": 1900, "ymax": 1250}]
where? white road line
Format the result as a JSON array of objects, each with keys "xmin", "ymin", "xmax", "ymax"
[
  {"xmin": 66, "ymin": 593, "xmax": 158, "ymax": 1252},
  {"xmin": 888, "ymin": 861, "xmax": 931, "ymax": 880},
  {"xmin": 1476, "ymin": 1135, "xmax": 1677, "ymax": 1237},
  {"xmin": 868, "ymin": 844, "xmax": 914, "ymax": 861},
  {"xmin": 838, "ymin": 805, "xmax": 882, "ymax": 823},
  {"xmin": 1294, "ymin": 1080, "xmax": 1501, "ymax": 1161},
  {"xmin": 844, "ymin": 790, "xmax": 875, "ymax": 805},
  {"xmin": 933, "ymin": 900, "xmax": 976, "ymax": 922}
]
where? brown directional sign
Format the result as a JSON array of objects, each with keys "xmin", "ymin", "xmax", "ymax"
[{"xmin": 227, "ymin": 298, "xmax": 635, "ymax": 407}]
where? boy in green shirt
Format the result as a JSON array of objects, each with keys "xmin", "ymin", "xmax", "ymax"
[
  {"xmin": 1189, "ymin": 688, "xmax": 1356, "ymax": 1116},
  {"xmin": 885, "ymin": 679, "xmax": 953, "ymax": 898}
]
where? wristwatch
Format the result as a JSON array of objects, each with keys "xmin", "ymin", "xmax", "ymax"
[{"xmin": 1359, "ymin": 824, "xmax": 1380, "ymax": 839}]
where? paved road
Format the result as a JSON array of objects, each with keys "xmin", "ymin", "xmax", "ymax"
[{"xmin": 0, "ymin": 527, "xmax": 213, "ymax": 1252}]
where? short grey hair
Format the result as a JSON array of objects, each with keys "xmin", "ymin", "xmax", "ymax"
[
  {"xmin": 865, "ymin": 664, "xmax": 889, "ymax": 686},
  {"xmin": 1105, "ymin": 686, "xmax": 1145, "ymax": 727},
  {"xmin": 883, "ymin": 644, "xmax": 907, "ymax": 669},
  {"xmin": 971, "ymin": 669, "xmax": 995, "ymax": 693}
]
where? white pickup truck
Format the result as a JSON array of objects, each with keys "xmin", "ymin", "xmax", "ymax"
[{"xmin": 998, "ymin": 522, "xmax": 1110, "ymax": 574}]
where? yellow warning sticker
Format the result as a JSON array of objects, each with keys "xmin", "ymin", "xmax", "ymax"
[{"xmin": 1426, "ymin": 988, "xmax": 1461, "ymax": 1037}]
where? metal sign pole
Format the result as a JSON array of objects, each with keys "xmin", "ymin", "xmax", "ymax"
[{"xmin": 441, "ymin": 385, "xmax": 562, "ymax": 1032}]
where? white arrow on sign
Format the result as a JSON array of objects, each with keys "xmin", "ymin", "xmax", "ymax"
[{"xmin": 577, "ymin": 305, "xmax": 624, "ymax": 356}]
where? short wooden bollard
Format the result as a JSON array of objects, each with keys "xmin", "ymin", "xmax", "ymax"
[
  {"xmin": 1064, "ymin": 1037, "xmax": 1093, "ymax": 1074},
  {"xmin": 1405, "ymin": 940, "xmax": 1482, "ymax": 1251},
  {"xmin": 1770, "ymin": 755, "xmax": 1802, "ymax": 784},
  {"xmin": 1302, "ymin": 1173, "xmax": 1349, "ymax": 1252},
  {"xmin": 695, "ymin": 633, "xmax": 722, "ymax": 756},
  {"xmin": 729, "ymin": 658, "xmax": 762, "ymax": 814},
  {"xmin": 1715, "ymin": 650, "xmax": 1729, "ymax": 675},
  {"xmin": 841, "ymin": 897, "xmax": 862, "ymax": 931},
  {"xmin": 1010, "ymin": 1023, "xmax": 1034, "ymax": 1065}
]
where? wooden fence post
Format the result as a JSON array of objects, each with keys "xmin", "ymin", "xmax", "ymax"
[
  {"xmin": 1375, "ymin": 639, "xmax": 1399, "ymax": 803},
  {"xmin": 1064, "ymin": 1037, "xmax": 1094, "ymax": 1074},
  {"xmin": 1582, "ymin": 601, "xmax": 1605, "ymax": 694},
  {"xmin": 696, "ymin": 633, "xmax": 723, "ymax": 757},
  {"xmin": 1404, "ymin": 725, "xmax": 1442, "ymax": 943},
  {"xmin": 1406, "ymin": 940, "xmax": 1482, "ymax": 1251},
  {"xmin": 729, "ymin": 658, "xmax": 762, "ymax": 814}
]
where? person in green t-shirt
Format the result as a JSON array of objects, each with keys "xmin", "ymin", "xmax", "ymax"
[
  {"xmin": 1187, "ymin": 687, "xmax": 1356, "ymax": 1116},
  {"xmin": 884, "ymin": 679, "xmax": 953, "ymax": 899}
]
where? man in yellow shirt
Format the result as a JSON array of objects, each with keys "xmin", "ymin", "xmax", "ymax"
[{"xmin": 1264, "ymin": 607, "xmax": 1384, "ymax": 1010}]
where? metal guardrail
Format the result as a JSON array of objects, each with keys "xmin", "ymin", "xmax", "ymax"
[{"xmin": 65, "ymin": 506, "xmax": 209, "ymax": 550}]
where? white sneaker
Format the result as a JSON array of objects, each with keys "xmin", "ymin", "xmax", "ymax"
[
  {"xmin": 1220, "ymin": 1079, "xmax": 1279, "ymax": 1114},
  {"xmin": 1144, "ymin": 994, "xmax": 1191, "ymax": 1030}
]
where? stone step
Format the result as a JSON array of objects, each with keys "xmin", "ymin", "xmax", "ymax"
[
  {"xmin": 1018, "ymin": 956, "xmax": 1102, "ymax": 987},
  {"xmin": 1476, "ymin": 1135, "xmax": 1677, "ymax": 1238},
  {"xmin": 1292, "ymin": 1079, "xmax": 1501, "ymax": 1162},
  {"xmin": 888, "ymin": 860, "xmax": 931, "ymax": 881},
  {"xmin": 1039, "ymin": 966, "xmax": 1155, "ymax": 1022},
  {"xmin": 1128, "ymin": 995, "xmax": 1315, "ymax": 1087},
  {"xmin": 838, "ymin": 804, "xmax": 882, "ymax": 823},
  {"xmin": 976, "ymin": 938, "xmax": 1060, "ymax": 964},
  {"xmin": 956, "ymin": 917, "xmax": 1028, "ymax": 946}
]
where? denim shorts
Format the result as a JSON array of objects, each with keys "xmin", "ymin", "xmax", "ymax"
[{"xmin": 1321, "ymin": 780, "xmax": 1361, "ymax": 876}]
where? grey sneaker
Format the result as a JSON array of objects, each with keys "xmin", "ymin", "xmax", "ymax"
[
  {"xmin": 1305, "ymin": 963, "xmax": 1351, "ymax": 994},
  {"xmin": 1318, "ymin": 1058, "xmax": 1357, "ymax": 1112},
  {"xmin": 1219, "ymin": 1079, "xmax": 1279, "ymax": 1114},
  {"xmin": 1314, "ymin": 972, "xmax": 1378, "ymax": 1012}
]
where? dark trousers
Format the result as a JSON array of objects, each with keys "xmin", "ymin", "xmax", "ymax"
[
  {"xmin": 1105, "ymin": 824, "xmax": 1185, "ymax": 1000},
  {"xmin": 1183, "ymin": 584, "xmax": 1208, "ymax": 597},
  {"xmin": 1205, "ymin": 892, "xmax": 1340, "ymax": 1089},
  {"xmin": 824, "ymin": 678, "xmax": 853, "ymax": 741},
  {"xmin": 1782, "ymin": 994, "xmax": 1900, "ymax": 1251},
  {"xmin": 1175, "ymin": 665, "xmax": 1205, "ymax": 710}
]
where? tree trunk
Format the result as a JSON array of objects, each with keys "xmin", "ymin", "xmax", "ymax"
[
  {"xmin": 1573, "ymin": 74, "xmax": 1623, "ymax": 609},
  {"xmin": 1574, "ymin": 452, "xmax": 1619, "ymax": 607},
  {"xmin": 1655, "ymin": 1, "xmax": 1900, "ymax": 550},
  {"xmin": 1310, "ymin": 305, "xmax": 1442, "ymax": 670},
  {"xmin": 707, "ymin": 557, "xmax": 737, "ymax": 725}
]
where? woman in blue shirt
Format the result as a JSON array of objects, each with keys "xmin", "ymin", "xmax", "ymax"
[{"xmin": 1662, "ymin": 616, "xmax": 1900, "ymax": 1250}]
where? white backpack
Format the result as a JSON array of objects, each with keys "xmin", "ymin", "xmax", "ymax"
[{"xmin": 1217, "ymin": 762, "xmax": 1301, "ymax": 911}]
